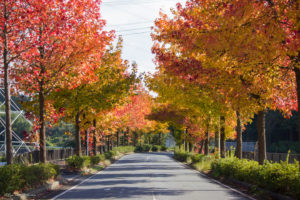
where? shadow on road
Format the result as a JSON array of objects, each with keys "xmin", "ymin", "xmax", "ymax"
[{"xmin": 57, "ymin": 186, "xmax": 184, "ymax": 199}]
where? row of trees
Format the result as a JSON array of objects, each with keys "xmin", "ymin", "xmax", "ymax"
[
  {"xmin": 147, "ymin": 0, "xmax": 299, "ymax": 164},
  {"xmin": 0, "ymin": 0, "xmax": 167, "ymax": 164}
]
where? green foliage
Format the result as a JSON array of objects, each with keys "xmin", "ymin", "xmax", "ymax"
[
  {"xmin": 174, "ymin": 151, "xmax": 214, "ymax": 171},
  {"xmin": 21, "ymin": 163, "xmax": 59, "ymax": 187},
  {"xmin": 0, "ymin": 156, "xmax": 6, "ymax": 162},
  {"xmin": 134, "ymin": 145, "xmax": 143, "ymax": 152},
  {"xmin": 151, "ymin": 145, "xmax": 160, "ymax": 152},
  {"xmin": 0, "ymin": 164, "xmax": 23, "ymax": 195},
  {"xmin": 143, "ymin": 145, "xmax": 151, "ymax": 152},
  {"xmin": 90, "ymin": 155, "xmax": 102, "ymax": 165},
  {"xmin": 113, "ymin": 146, "xmax": 135, "ymax": 154},
  {"xmin": 66, "ymin": 156, "xmax": 91, "ymax": 170},
  {"xmin": 173, "ymin": 151, "xmax": 192, "ymax": 162},
  {"xmin": 134, "ymin": 145, "xmax": 153, "ymax": 152},
  {"xmin": 160, "ymin": 145, "xmax": 167, "ymax": 151},
  {"xmin": 211, "ymin": 158, "xmax": 300, "ymax": 199},
  {"xmin": 104, "ymin": 151, "xmax": 116, "ymax": 160},
  {"xmin": 269, "ymin": 141, "xmax": 299, "ymax": 154},
  {"xmin": 0, "ymin": 163, "xmax": 59, "ymax": 195}
]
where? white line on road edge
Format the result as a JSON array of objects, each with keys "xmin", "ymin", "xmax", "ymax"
[
  {"xmin": 51, "ymin": 157, "xmax": 124, "ymax": 200},
  {"xmin": 171, "ymin": 157, "xmax": 256, "ymax": 200}
]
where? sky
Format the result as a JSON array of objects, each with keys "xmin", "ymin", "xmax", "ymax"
[{"xmin": 101, "ymin": 0, "xmax": 186, "ymax": 75}]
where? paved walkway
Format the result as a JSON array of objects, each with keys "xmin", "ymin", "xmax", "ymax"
[{"xmin": 53, "ymin": 152, "xmax": 253, "ymax": 200}]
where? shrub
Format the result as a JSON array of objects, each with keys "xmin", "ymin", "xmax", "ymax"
[
  {"xmin": 90, "ymin": 155, "xmax": 101, "ymax": 165},
  {"xmin": 191, "ymin": 154, "xmax": 205, "ymax": 163},
  {"xmin": 143, "ymin": 145, "xmax": 151, "ymax": 152},
  {"xmin": 113, "ymin": 146, "xmax": 135, "ymax": 154},
  {"xmin": 134, "ymin": 146, "xmax": 143, "ymax": 152},
  {"xmin": 160, "ymin": 146, "xmax": 167, "ymax": 151},
  {"xmin": 0, "ymin": 163, "xmax": 59, "ymax": 195},
  {"xmin": 151, "ymin": 145, "xmax": 159, "ymax": 152},
  {"xmin": 0, "ymin": 164, "xmax": 22, "ymax": 195},
  {"xmin": 21, "ymin": 163, "xmax": 59, "ymax": 187},
  {"xmin": 66, "ymin": 155, "xmax": 91, "ymax": 170},
  {"xmin": 104, "ymin": 151, "xmax": 116, "ymax": 160},
  {"xmin": 211, "ymin": 158, "xmax": 300, "ymax": 199},
  {"xmin": 174, "ymin": 151, "xmax": 192, "ymax": 162}
]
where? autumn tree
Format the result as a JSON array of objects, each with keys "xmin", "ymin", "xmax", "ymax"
[
  {"xmin": 0, "ymin": 0, "xmax": 34, "ymax": 164},
  {"xmin": 51, "ymin": 39, "xmax": 137, "ymax": 156},
  {"xmin": 16, "ymin": 0, "xmax": 112, "ymax": 162},
  {"xmin": 151, "ymin": 0, "xmax": 297, "ymax": 163}
]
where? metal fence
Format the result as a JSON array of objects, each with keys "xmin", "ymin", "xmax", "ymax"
[{"xmin": 242, "ymin": 151, "xmax": 300, "ymax": 163}]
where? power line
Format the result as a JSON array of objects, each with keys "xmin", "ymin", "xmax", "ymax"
[
  {"xmin": 116, "ymin": 26, "xmax": 151, "ymax": 32},
  {"xmin": 118, "ymin": 31, "xmax": 151, "ymax": 36},
  {"xmin": 109, "ymin": 21, "xmax": 153, "ymax": 27},
  {"xmin": 102, "ymin": 0, "xmax": 178, "ymax": 5}
]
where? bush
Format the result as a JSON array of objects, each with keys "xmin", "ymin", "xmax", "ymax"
[
  {"xmin": 191, "ymin": 154, "xmax": 205, "ymax": 163},
  {"xmin": 66, "ymin": 155, "xmax": 91, "ymax": 170},
  {"xmin": 151, "ymin": 145, "xmax": 159, "ymax": 152},
  {"xmin": 90, "ymin": 155, "xmax": 102, "ymax": 165},
  {"xmin": 211, "ymin": 158, "xmax": 300, "ymax": 199},
  {"xmin": 143, "ymin": 145, "xmax": 151, "ymax": 152},
  {"xmin": 104, "ymin": 151, "xmax": 116, "ymax": 160},
  {"xmin": 113, "ymin": 146, "xmax": 135, "ymax": 154},
  {"xmin": 174, "ymin": 151, "xmax": 192, "ymax": 162},
  {"xmin": 0, "ymin": 163, "xmax": 59, "ymax": 196},
  {"xmin": 134, "ymin": 146, "xmax": 143, "ymax": 152},
  {"xmin": 160, "ymin": 146, "xmax": 167, "ymax": 151},
  {"xmin": 21, "ymin": 163, "xmax": 59, "ymax": 187},
  {"xmin": 0, "ymin": 164, "xmax": 23, "ymax": 195}
]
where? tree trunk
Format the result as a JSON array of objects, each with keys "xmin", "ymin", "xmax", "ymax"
[
  {"xmin": 189, "ymin": 142, "xmax": 193, "ymax": 152},
  {"xmin": 93, "ymin": 119, "xmax": 97, "ymax": 155},
  {"xmin": 257, "ymin": 110, "xmax": 266, "ymax": 165},
  {"xmin": 294, "ymin": 67, "xmax": 300, "ymax": 169},
  {"xmin": 106, "ymin": 136, "xmax": 109, "ymax": 152},
  {"xmin": 39, "ymin": 81, "xmax": 46, "ymax": 163},
  {"xmin": 116, "ymin": 131, "xmax": 119, "ymax": 146},
  {"xmin": 220, "ymin": 116, "xmax": 226, "ymax": 158},
  {"xmin": 123, "ymin": 131, "xmax": 126, "ymax": 146},
  {"xmin": 158, "ymin": 132, "xmax": 161, "ymax": 145},
  {"xmin": 199, "ymin": 140, "xmax": 204, "ymax": 154},
  {"xmin": 214, "ymin": 124, "xmax": 220, "ymax": 157},
  {"xmin": 110, "ymin": 135, "xmax": 114, "ymax": 150},
  {"xmin": 204, "ymin": 121, "xmax": 210, "ymax": 155},
  {"xmin": 85, "ymin": 128, "xmax": 89, "ymax": 156},
  {"xmin": 75, "ymin": 111, "xmax": 81, "ymax": 156},
  {"xmin": 3, "ymin": 3, "xmax": 13, "ymax": 164},
  {"xmin": 235, "ymin": 111, "xmax": 242, "ymax": 159}
]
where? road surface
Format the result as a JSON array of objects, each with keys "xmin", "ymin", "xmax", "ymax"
[{"xmin": 53, "ymin": 152, "xmax": 253, "ymax": 200}]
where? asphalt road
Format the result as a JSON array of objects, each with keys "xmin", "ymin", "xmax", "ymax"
[{"xmin": 53, "ymin": 152, "xmax": 253, "ymax": 200}]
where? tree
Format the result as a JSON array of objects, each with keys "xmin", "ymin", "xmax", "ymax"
[
  {"xmin": 0, "ymin": 0, "xmax": 33, "ymax": 164},
  {"xmin": 16, "ymin": 0, "xmax": 112, "ymax": 162},
  {"xmin": 51, "ymin": 39, "xmax": 137, "ymax": 156},
  {"xmin": 151, "ymin": 0, "xmax": 297, "ymax": 163}
]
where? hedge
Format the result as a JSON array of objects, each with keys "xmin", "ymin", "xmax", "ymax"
[
  {"xmin": 211, "ymin": 157, "xmax": 300, "ymax": 199},
  {"xmin": 0, "ymin": 163, "xmax": 59, "ymax": 196}
]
